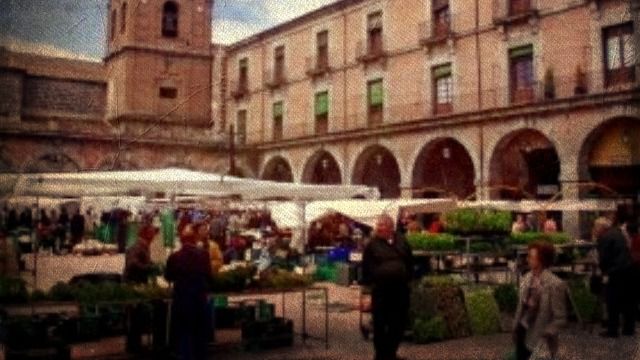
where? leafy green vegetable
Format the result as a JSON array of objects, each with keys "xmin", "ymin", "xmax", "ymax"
[
  {"xmin": 413, "ymin": 316, "xmax": 448, "ymax": 343},
  {"xmin": 568, "ymin": 279, "xmax": 600, "ymax": 323},
  {"xmin": 407, "ymin": 233, "xmax": 457, "ymax": 251},
  {"xmin": 464, "ymin": 288, "xmax": 501, "ymax": 335},
  {"xmin": 0, "ymin": 276, "xmax": 28, "ymax": 304},
  {"xmin": 445, "ymin": 209, "xmax": 511, "ymax": 234},
  {"xmin": 509, "ymin": 232, "xmax": 570, "ymax": 245},
  {"xmin": 493, "ymin": 283, "xmax": 518, "ymax": 314},
  {"xmin": 258, "ymin": 269, "xmax": 313, "ymax": 290}
]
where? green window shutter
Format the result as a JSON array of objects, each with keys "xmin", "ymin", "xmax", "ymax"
[
  {"xmin": 433, "ymin": 64, "xmax": 452, "ymax": 78},
  {"xmin": 368, "ymin": 80, "xmax": 384, "ymax": 106},
  {"xmin": 510, "ymin": 45, "xmax": 533, "ymax": 58},
  {"xmin": 273, "ymin": 102, "xmax": 283, "ymax": 118},
  {"xmin": 315, "ymin": 92, "xmax": 329, "ymax": 116}
]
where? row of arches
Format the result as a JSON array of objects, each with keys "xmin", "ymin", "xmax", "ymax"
[{"xmin": 262, "ymin": 118, "xmax": 640, "ymax": 200}]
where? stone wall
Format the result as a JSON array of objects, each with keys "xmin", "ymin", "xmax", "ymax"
[
  {"xmin": 0, "ymin": 69, "xmax": 24, "ymax": 117},
  {"xmin": 22, "ymin": 76, "xmax": 106, "ymax": 117}
]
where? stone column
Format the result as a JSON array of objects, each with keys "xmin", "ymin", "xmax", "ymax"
[{"xmin": 561, "ymin": 181, "xmax": 582, "ymax": 240}]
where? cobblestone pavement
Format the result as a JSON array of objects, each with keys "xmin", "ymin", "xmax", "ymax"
[{"xmin": 216, "ymin": 283, "xmax": 640, "ymax": 360}]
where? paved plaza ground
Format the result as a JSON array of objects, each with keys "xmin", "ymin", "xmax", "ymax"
[{"xmin": 216, "ymin": 284, "xmax": 640, "ymax": 360}]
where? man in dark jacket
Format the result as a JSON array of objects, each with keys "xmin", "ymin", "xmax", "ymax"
[
  {"xmin": 165, "ymin": 224, "xmax": 212, "ymax": 360},
  {"xmin": 362, "ymin": 214, "xmax": 414, "ymax": 360},
  {"xmin": 597, "ymin": 217, "xmax": 635, "ymax": 337},
  {"xmin": 124, "ymin": 224, "xmax": 157, "ymax": 284},
  {"xmin": 69, "ymin": 209, "xmax": 85, "ymax": 246}
]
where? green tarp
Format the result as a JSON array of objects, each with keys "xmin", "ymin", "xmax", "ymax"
[{"xmin": 160, "ymin": 209, "xmax": 175, "ymax": 248}]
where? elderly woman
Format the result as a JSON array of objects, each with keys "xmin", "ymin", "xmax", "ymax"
[{"xmin": 513, "ymin": 241, "xmax": 567, "ymax": 360}]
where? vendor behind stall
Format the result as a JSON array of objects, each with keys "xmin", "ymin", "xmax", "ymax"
[
  {"xmin": 123, "ymin": 223, "xmax": 158, "ymax": 284},
  {"xmin": 195, "ymin": 222, "xmax": 223, "ymax": 275}
]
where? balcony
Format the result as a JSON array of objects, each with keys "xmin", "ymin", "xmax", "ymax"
[
  {"xmin": 356, "ymin": 40, "xmax": 387, "ymax": 67},
  {"xmin": 264, "ymin": 69, "xmax": 287, "ymax": 90},
  {"xmin": 418, "ymin": 18, "xmax": 457, "ymax": 48},
  {"xmin": 493, "ymin": 0, "xmax": 539, "ymax": 26},
  {"xmin": 305, "ymin": 56, "xmax": 331, "ymax": 79},
  {"xmin": 230, "ymin": 80, "xmax": 249, "ymax": 100}
]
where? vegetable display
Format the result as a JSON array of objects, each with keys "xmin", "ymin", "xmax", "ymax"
[
  {"xmin": 412, "ymin": 316, "xmax": 448, "ymax": 343},
  {"xmin": 464, "ymin": 288, "xmax": 501, "ymax": 335},
  {"xmin": 445, "ymin": 209, "xmax": 511, "ymax": 234},
  {"xmin": 509, "ymin": 232, "xmax": 570, "ymax": 245},
  {"xmin": 407, "ymin": 233, "xmax": 457, "ymax": 252},
  {"xmin": 568, "ymin": 279, "xmax": 600, "ymax": 323},
  {"xmin": 493, "ymin": 283, "xmax": 518, "ymax": 314}
]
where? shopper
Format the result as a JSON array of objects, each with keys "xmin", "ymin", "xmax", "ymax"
[
  {"xmin": 195, "ymin": 222, "xmax": 223, "ymax": 275},
  {"xmin": 513, "ymin": 241, "xmax": 566, "ymax": 360},
  {"xmin": 542, "ymin": 214, "xmax": 558, "ymax": 233},
  {"xmin": 598, "ymin": 211, "xmax": 636, "ymax": 337},
  {"xmin": 69, "ymin": 209, "xmax": 85, "ymax": 246},
  {"xmin": 362, "ymin": 214, "xmax": 414, "ymax": 360},
  {"xmin": 165, "ymin": 225, "xmax": 212, "ymax": 360},
  {"xmin": 123, "ymin": 224, "xmax": 157, "ymax": 284},
  {"xmin": 512, "ymin": 214, "xmax": 528, "ymax": 234}
]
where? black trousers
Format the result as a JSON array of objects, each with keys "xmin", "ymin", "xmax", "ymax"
[
  {"xmin": 515, "ymin": 324, "xmax": 532, "ymax": 360},
  {"xmin": 606, "ymin": 267, "xmax": 637, "ymax": 335},
  {"xmin": 372, "ymin": 286, "xmax": 409, "ymax": 360}
]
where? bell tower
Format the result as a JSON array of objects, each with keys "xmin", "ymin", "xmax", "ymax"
[{"xmin": 105, "ymin": 0, "xmax": 213, "ymax": 128}]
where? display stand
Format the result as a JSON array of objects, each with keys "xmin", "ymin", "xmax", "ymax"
[{"xmin": 216, "ymin": 286, "xmax": 330, "ymax": 350}]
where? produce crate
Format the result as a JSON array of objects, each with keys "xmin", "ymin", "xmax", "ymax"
[{"xmin": 241, "ymin": 318, "xmax": 294, "ymax": 351}]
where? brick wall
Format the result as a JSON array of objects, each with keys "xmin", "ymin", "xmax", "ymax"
[
  {"xmin": 22, "ymin": 76, "xmax": 107, "ymax": 116},
  {"xmin": 0, "ymin": 69, "xmax": 24, "ymax": 116}
]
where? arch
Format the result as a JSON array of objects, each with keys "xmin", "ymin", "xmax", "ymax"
[
  {"xmin": 411, "ymin": 138, "xmax": 476, "ymax": 199},
  {"xmin": 352, "ymin": 145, "xmax": 401, "ymax": 198},
  {"xmin": 301, "ymin": 150, "xmax": 342, "ymax": 184},
  {"xmin": 22, "ymin": 153, "xmax": 81, "ymax": 173},
  {"xmin": 578, "ymin": 117, "xmax": 640, "ymax": 198},
  {"xmin": 489, "ymin": 129, "xmax": 560, "ymax": 200},
  {"xmin": 120, "ymin": 2, "xmax": 127, "ymax": 33},
  {"xmin": 162, "ymin": 1, "xmax": 179, "ymax": 38},
  {"xmin": 261, "ymin": 156, "xmax": 294, "ymax": 183}
]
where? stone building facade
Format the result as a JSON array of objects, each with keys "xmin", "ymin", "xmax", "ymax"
[{"xmin": 1, "ymin": 0, "xmax": 639, "ymax": 237}]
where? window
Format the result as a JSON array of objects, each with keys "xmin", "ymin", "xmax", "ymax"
[
  {"xmin": 274, "ymin": 46, "xmax": 285, "ymax": 83},
  {"xmin": 120, "ymin": 2, "xmax": 127, "ymax": 33},
  {"xmin": 162, "ymin": 1, "xmax": 179, "ymax": 38},
  {"xmin": 239, "ymin": 58, "xmax": 248, "ymax": 90},
  {"xmin": 509, "ymin": 45, "xmax": 535, "ymax": 104},
  {"xmin": 604, "ymin": 23, "xmax": 636, "ymax": 86},
  {"xmin": 236, "ymin": 110, "xmax": 247, "ymax": 145},
  {"xmin": 159, "ymin": 87, "xmax": 177, "ymax": 99},
  {"xmin": 432, "ymin": 0, "xmax": 450, "ymax": 38},
  {"xmin": 367, "ymin": 79, "xmax": 384, "ymax": 127},
  {"xmin": 367, "ymin": 12, "xmax": 383, "ymax": 56},
  {"xmin": 272, "ymin": 102, "xmax": 283, "ymax": 141},
  {"xmin": 317, "ymin": 31, "xmax": 329, "ymax": 69},
  {"xmin": 433, "ymin": 64, "xmax": 453, "ymax": 114},
  {"xmin": 110, "ymin": 9, "xmax": 117, "ymax": 41},
  {"xmin": 315, "ymin": 91, "xmax": 329, "ymax": 135},
  {"xmin": 509, "ymin": 0, "xmax": 531, "ymax": 16}
]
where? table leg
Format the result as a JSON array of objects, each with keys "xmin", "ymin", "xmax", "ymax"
[
  {"xmin": 302, "ymin": 289, "xmax": 307, "ymax": 344},
  {"xmin": 282, "ymin": 291, "xmax": 286, "ymax": 319},
  {"xmin": 324, "ymin": 288, "xmax": 329, "ymax": 350}
]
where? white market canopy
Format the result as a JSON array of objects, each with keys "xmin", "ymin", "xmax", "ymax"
[
  {"xmin": 1, "ymin": 168, "xmax": 379, "ymax": 201},
  {"xmin": 305, "ymin": 198, "xmax": 457, "ymax": 227}
]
